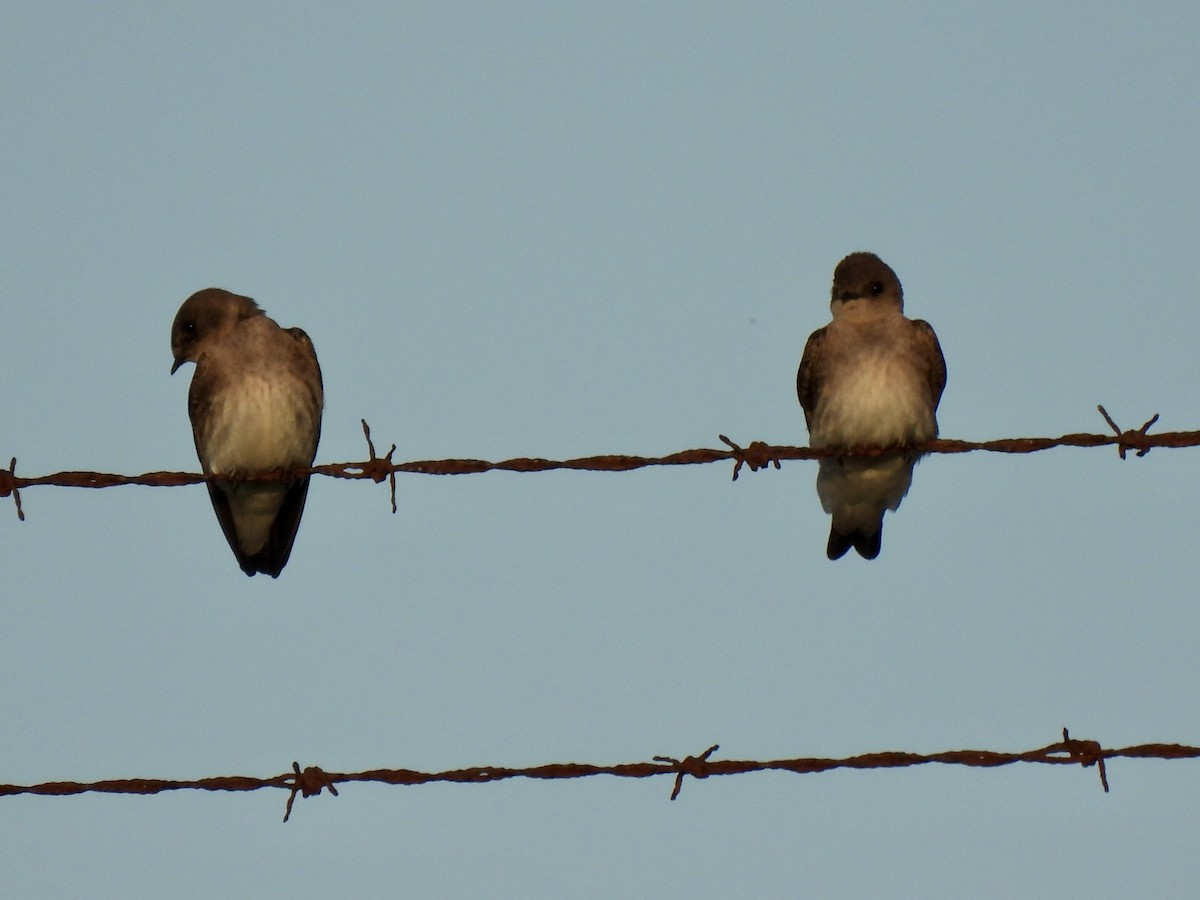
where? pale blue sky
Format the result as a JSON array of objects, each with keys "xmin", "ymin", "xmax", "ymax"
[{"xmin": 3, "ymin": 3, "xmax": 1200, "ymax": 897}]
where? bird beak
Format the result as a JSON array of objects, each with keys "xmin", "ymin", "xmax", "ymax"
[{"xmin": 170, "ymin": 357, "xmax": 185, "ymax": 375}]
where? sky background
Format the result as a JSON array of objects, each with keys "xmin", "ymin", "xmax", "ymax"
[{"xmin": 3, "ymin": 2, "xmax": 1199, "ymax": 897}]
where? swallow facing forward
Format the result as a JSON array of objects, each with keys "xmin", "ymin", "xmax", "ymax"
[
  {"xmin": 170, "ymin": 289, "xmax": 323, "ymax": 577},
  {"xmin": 797, "ymin": 253, "xmax": 946, "ymax": 560}
]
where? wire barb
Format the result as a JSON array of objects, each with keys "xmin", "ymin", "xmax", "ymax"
[
  {"xmin": 355, "ymin": 419, "xmax": 398, "ymax": 513},
  {"xmin": 282, "ymin": 761, "xmax": 340, "ymax": 822},
  {"xmin": 1058, "ymin": 727, "xmax": 1110, "ymax": 793},
  {"xmin": 718, "ymin": 435, "xmax": 781, "ymax": 481},
  {"xmin": 0, "ymin": 457, "xmax": 24, "ymax": 521},
  {"xmin": 653, "ymin": 744, "xmax": 720, "ymax": 800},
  {"xmin": 1097, "ymin": 405, "xmax": 1160, "ymax": 460}
]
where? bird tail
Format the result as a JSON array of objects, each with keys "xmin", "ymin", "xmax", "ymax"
[{"xmin": 827, "ymin": 526, "xmax": 882, "ymax": 561}]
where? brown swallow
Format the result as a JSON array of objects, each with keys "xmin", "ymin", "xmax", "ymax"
[
  {"xmin": 171, "ymin": 288, "xmax": 323, "ymax": 577},
  {"xmin": 797, "ymin": 253, "xmax": 946, "ymax": 560}
]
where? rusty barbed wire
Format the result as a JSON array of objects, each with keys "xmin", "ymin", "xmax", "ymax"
[
  {"xmin": 2, "ymin": 407, "xmax": 1193, "ymax": 521},
  {"xmin": 3, "ymin": 730, "xmax": 1196, "ymax": 821}
]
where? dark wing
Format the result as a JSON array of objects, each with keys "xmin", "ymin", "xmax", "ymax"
[
  {"xmin": 205, "ymin": 482, "xmax": 254, "ymax": 576},
  {"xmin": 286, "ymin": 326, "xmax": 324, "ymax": 458},
  {"xmin": 256, "ymin": 478, "xmax": 312, "ymax": 578},
  {"xmin": 186, "ymin": 354, "xmax": 220, "ymax": 465},
  {"xmin": 911, "ymin": 319, "xmax": 947, "ymax": 411},
  {"xmin": 259, "ymin": 476, "xmax": 312, "ymax": 577},
  {"xmin": 796, "ymin": 326, "xmax": 828, "ymax": 429}
]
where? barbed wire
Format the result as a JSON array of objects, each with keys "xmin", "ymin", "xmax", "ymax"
[
  {"xmin": 3, "ymin": 730, "xmax": 1197, "ymax": 821},
  {"xmin": 7, "ymin": 415, "xmax": 1193, "ymax": 822},
  {"xmin": 1, "ymin": 406, "xmax": 1190, "ymax": 521}
]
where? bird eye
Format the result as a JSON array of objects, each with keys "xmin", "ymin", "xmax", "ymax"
[
  {"xmin": 869, "ymin": 281, "xmax": 885, "ymax": 296},
  {"xmin": 182, "ymin": 321, "xmax": 196, "ymax": 334}
]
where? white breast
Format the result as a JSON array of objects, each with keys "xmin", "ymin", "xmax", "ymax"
[
  {"xmin": 202, "ymin": 374, "xmax": 317, "ymax": 475},
  {"xmin": 811, "ymin": 345, "xmax": 936, "ymax": 449}
]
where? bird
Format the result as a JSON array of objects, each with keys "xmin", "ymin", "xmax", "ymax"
[
  {"xmin": 796, "ymin": 252, "xmax": 946, "ymax": 560},
  {"xmin": 170, "ymin": 288, "xmax": 323, "ymax": 577}
]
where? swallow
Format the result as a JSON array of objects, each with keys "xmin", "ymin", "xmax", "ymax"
[
  {"xmin": 170, "ymin": 288, "xmax": 323, "ymax": 576},
  {"xmin": 797, "ymin": 253, "xmax": 946, "ymax": 559}
]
